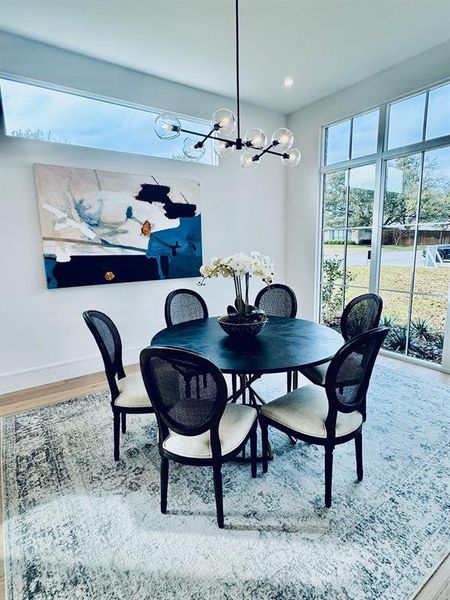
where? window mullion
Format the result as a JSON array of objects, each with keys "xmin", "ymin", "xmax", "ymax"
[
  {"xmin": 369, "ymin": 103, "xmax": 388, "ymax": 294},
  {"xmin": 405, "ymin": 151, "xmax": 425, "ymax": 357}
]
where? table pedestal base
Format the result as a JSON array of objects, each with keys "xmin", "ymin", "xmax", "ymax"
[{"xmin": 228, "ymin": 373, "xmax": 296, "ymax": 462}]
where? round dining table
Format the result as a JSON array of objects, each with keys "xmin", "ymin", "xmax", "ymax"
[{"xmin": 151, "ymin": 316, "xmax": 343, "ymax": 403}]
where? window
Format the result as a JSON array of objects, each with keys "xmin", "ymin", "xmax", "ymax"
[
  {"xmin": 325, "ymin": 120, "xmax": 351, "ymax": 165},
  {"xmin": 426, "ymin": 84, "xmax": 450, "ymax": 140},
  {"xmin": 0, "ymin": 78, "xmax": 216, "ymax": 165},
  {"xmin": 387, "ymin": 82, "xmax": 450, "ymax": 149},
  {"xmin": 324, "ymin": 109, "xmax": 379, "ymax": 165},
  {"xmin": 388, "ymin": 93, "xmax": 426, "ymax": 149},
  {"xmin": 320, "ymin": 82, "xmax": 450, "ymax": 370}
]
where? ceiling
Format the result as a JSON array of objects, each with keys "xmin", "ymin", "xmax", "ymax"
[{"xmin": 1, "ymin": 0, "xmax": 449, "ymax": 114}]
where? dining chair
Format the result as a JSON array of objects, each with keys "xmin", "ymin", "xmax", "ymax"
[
  {"xmin": 254, "ymin": 283, "xmax": 298, "ymax": 319},
  {"xmin": 259, "ymin": 327, "xmax": 389, "ymax": 507},
  {"xmin": 83, "ymin": 310, "xmax": 153, "ymax": 461},
  {"xmin": 164, "ymin": 288, "xmax": 209, "ymax": 327},
  {"xmin": 301, "ymin": 293, "xmax": 383, "ymax": 387},
  {"xmin": 140, "ymin": 346, "xmax": 258, "ymax": 528},
  {"xmin": 255, "ymin": 283, "xmax": 298, "ymax": 393}
]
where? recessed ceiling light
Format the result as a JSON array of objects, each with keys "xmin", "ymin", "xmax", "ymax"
[{"xmin": 284, "ymin": 77, "xmax": 294, "ymax": 88}]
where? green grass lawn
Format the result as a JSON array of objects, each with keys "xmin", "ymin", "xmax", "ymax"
[
  {"xmin": 347, "ymin": 266, "xmax": 448, "ymax": 332},
  {"xmin": 322, "ymin": 243, "xmax": 449, "ymax": 332}
]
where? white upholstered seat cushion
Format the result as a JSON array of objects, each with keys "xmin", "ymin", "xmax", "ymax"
[
  {"xmin": 114, "ymin": 372, "xmax": 152, "ymax": 408},
  {"xmin": 301, "ymin": 362, "xmax": 329, "ymax": 385},
  {"xmin": 163, "ymin": 403, "xmax": 257, "ymax": 459},
  {"xmin": 260, "ymin": 384, "xmax": 362, "ymax": 439}
]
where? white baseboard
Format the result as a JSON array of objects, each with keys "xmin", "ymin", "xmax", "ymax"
[{"xmin": 0, "ymin": 347, "xmax": 141, "ymax": 395}]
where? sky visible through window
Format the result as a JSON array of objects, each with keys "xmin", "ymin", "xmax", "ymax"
[
  {"xmin": 0, "ymin": 78, "xmax": 216, "ymax": 165},
  {"xmin": 325, "ymin": 83, "xmax": 450, "ymax": 165}
]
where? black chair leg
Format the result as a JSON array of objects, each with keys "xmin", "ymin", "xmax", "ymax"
[
  {"xmin": 287, "ymin": 370, "xmax": 292, "ymax": 393},
  {"xmin": 113, "ymin": 412, "xmax": 120, "ymax": 461},
  {"xmin": 325, "ymin": 446, "xmax": 334, "ymax": 508},
  {"xmin": 260, "ymin": 418, "xmax": 269, "ymax": 474},
  {"xmin": 212, "ymin": 463, "xmax": 224, "ymax": 529},
  {"xmin": 231, "ymin": 373, "xmax": 237, "ymax": 403},
  {"xmin": 355, "ymin": 432, "xmax": 363, "ymax": 481},
  {"xmin": 121, "ymin": 412, "xmax": 127, "ymax": 434},
  {"xmin": 250, "ymin": 425, "xmax": 257, "ymax": 478},
  {"xmin": 160, "ymin": 456, "xmax": 169, "ymax": 514},
  {"xmin": 361, "ymin": 395, "xmax": 367, "ymax": 422}
]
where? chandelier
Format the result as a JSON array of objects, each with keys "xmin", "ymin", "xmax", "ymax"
[{"xmin": 154, "ymin": 0, "xmax": 301, "ymax": 169}]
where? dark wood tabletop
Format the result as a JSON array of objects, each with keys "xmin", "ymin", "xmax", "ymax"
[{"xmin": 151, "ymin": 316, "xmax": 343, "ymax": 375}]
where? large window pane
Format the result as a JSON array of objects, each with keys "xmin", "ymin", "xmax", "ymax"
[
  {"xmin": 351, "ymin": 110, "xmax": 379, "ymax": 158},
  {"xmin": 323, "ymin": 171, "xmax": 347, "ymax": 228},
  {"xmin": 321, "ymin": 286, "xmax": 344, "ymax": 327},
  {"xmin": 348, "ymin": 164, "xmax": 376, "ymax": 227},
  {"xmin": 0, "ymin": 78, "xmax": 215, "ymax": 165},
  {"xmin": 325, "ymin": 120, "xmax": 350, "ymax": 165},
  {"xmin": 379, "ymin": 290, "xmax": 410, "ymax": 355},
  {"xmin": 420, "ymin": 147, "xmax": 450, "ymax": 224},
  {"xmin": 379, "ymin": 228, "xmax": 415, "ymax": 292},
  {"xmin": 388, "ymin": 93, "xmax": 426, "ymax": 149},
  {"xmin": 345, "ymin": 230, "xmax": 371, "ymax": 288},
  {"xmin": 321, "ymin": 237, "xmax": 345, "ymax": 286},
  {"xmin": 413, "ymin": 255, "xmax": 449, "ymax": 298},
  {"xmin": 408, "ymin": 293, "xmax": 447, "ymax": 364},
  {"xmin": 426, "ymin": 83, "xmax": 450, "ymax": 140},
  {"xmin": 384, "ymin": 155, "xmax": 421, "ymax": 226}
]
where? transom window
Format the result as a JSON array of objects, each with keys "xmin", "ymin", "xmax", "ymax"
[{"xmin": 0, "ymin": 77, "xmax": 216, "ymax": 165}]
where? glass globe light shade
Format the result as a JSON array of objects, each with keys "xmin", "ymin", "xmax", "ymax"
[
  {"xmin": 213, "ymin": 139, "xmax": 235, "ymax": 156},
  {"xmin": 240, "ymin": 151, "xmax": 260, "ymax": 169},
  {"xmin": 281, "ymin": 148, "xmax": 301, "ymax": 167},
  {"xmin": 211, "ymin": 108, "xmax": 236, "ymax": 134},
  {"xmin": 271, "ymin": 127, "xmax": 294, "ymax": 150},
  {"xmin": 183, "ymin": 137, "xmax": 206, "ymax": 160},
  {"xmin": 244, "ymin": 128, "xmax": 267, "ymax": 149},
  {"xmin": 154, "ymin": 113, "xmax": 181, "ymax": 139}
]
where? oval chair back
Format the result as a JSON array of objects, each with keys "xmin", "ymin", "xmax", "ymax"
[
  {"xmin": 340, "ymin": 293, "xmax": 383, "ymax": 342},
  {"xmin": 140, "ymin": 346, "xmax": 228, "ymax": 457},
  {"xmin": 324, "ymin": 327, "xmax": 389, "ymax": 438},
  {"xmin": 164, "ymin": 289, "xmax": 209, "ymax": 327},
  {"xmin": 254, "ymin": 284, "xmax": 298, "ymax": 318},
  {"xmin": 83, "ymin": 310, "xmax": 125, "ymax": 399}
]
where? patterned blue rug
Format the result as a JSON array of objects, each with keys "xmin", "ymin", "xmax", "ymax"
[{"xmin": 2, "ymin": 365, "xmax": 449, "ymax": 600}]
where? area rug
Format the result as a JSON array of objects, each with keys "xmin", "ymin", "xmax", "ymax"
[{"xmin": 2, "ymin": 366, "xmax": 449, "ymax": 600}]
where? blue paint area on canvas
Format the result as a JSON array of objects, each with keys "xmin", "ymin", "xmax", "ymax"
[
  {"xmin": 147, "ymin": 215, "xmax": 202, "ymax": 279},
  {"xmin": 45, "ymin": 256, "xmax": 58, "ymax": 289}
]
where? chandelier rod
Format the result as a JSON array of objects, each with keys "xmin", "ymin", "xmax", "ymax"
[
  {"xmin": 235, "ymin": 0, "xmax": 241, "ymax": 142},
  {"xmin": 181, "ymin": 126, "xmax": 289, "ymax": 158}
]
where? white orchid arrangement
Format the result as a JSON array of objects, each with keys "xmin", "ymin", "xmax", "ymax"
[{"xmin": 199, "ymin": 251, "xmax": 274, "ymax": 321}]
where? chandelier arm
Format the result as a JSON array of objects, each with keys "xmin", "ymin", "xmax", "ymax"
[
  {"xmin": 253, "ymin": 144, "xmax": 291, "ymax": 162},
  {"xmin": 254, "ymin": 143, "xmax": 275, "ymax": 160},
  {"xmin": 178, "ymin": 127, "xmax": 237, "ymax": 146},
  {"xmin": 192, "ymin": 127, "xmax": 221, "ymax": 147},
  {"xmin": 263, "ymin": 149, "xmax": 290, "ymax": 158}
]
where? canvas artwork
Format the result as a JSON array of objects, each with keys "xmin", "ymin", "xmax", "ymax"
[{"xmin": 33, "ymin": 164, "xmax": 202, "ymax": 288}]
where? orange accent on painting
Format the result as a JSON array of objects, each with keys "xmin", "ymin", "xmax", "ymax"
[{"xmin": 141, "ymin": 221, "xmax": 152, "ymax": 237}]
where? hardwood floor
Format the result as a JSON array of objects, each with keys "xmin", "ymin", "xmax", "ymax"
[{"xmin": 0, "ymin": 355, "xmax": 448, "ymax": 599}]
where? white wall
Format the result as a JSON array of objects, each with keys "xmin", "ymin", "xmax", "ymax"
[
  {"xmin": 0, "ymin": 33, "xmax": 287, "ymax": 393},
  {"xmin": 286, "ymin": 41, "xmax": 450, "ymax": 320}
]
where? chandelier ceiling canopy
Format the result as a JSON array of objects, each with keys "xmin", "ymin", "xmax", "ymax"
[{"xmin": 155, "ymin": 0, "xmax": 301, "ymax": 169}]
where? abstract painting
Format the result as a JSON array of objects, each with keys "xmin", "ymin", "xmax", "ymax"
[{"xmin": 33, "ymin": 164, "xmax": 202, "ymax": 288}]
